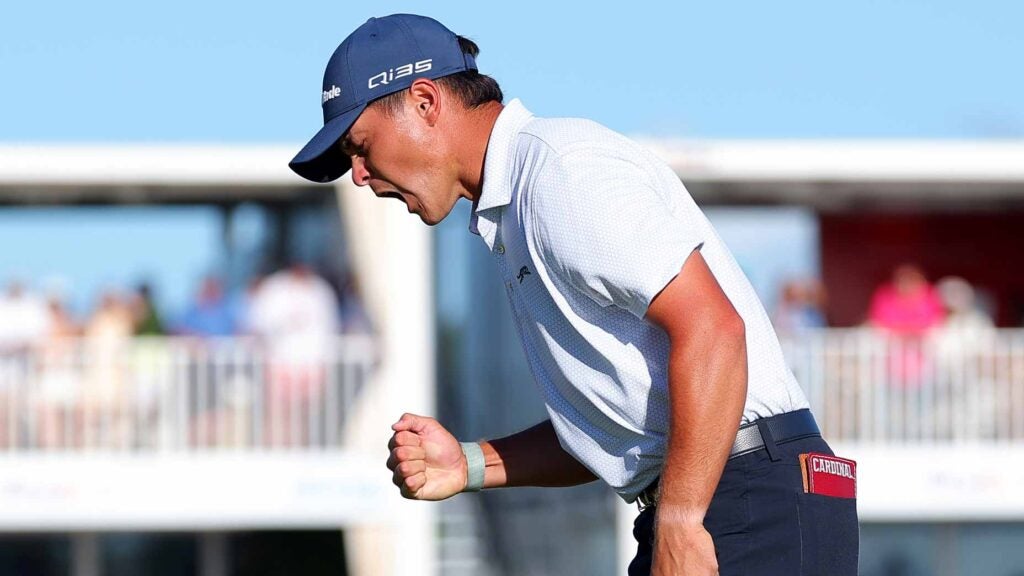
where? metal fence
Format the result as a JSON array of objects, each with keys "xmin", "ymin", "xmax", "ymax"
[
  {"xmin": 781, "ymin": 328, "xmax": 1024, "ymax": 444},
  {"xmin": 0, "ymin": 336, "xmax": 376, "ymax": 453},
  {"xmin": 2, "ymin": 329, "xmax": 1021, "ymax": 452}
]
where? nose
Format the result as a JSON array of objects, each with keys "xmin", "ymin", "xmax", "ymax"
[{"xmin": 350, "ymin": 155, "xmax": 370, "ymax": 187}]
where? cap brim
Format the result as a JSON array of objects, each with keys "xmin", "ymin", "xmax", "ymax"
[{"xmin": 289, "ymin": 103, "xmax": 367, "ymax": 183}]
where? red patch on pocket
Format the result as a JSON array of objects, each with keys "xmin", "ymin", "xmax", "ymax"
[{"xmin": 799, "ymin": 453, "xmax": 857, "ymax": 499}]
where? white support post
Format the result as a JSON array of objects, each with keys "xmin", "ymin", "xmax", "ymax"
[
  {"xmin": 335, "ymin": 179, "xmax": 438, "ymax": 576},
  {"xmin": 616, "ymin": 498, "xmax": 637, "ymax": 575},
  {"xmin": 200, "ymin": 532, "xmax": 229, "ymax": 576},
  {"xmin": 72, "ymin": 532, "xmax": 101, "ymax": 576}
]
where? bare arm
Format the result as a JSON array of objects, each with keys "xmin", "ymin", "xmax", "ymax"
[
  {"xmin": 480, "ymin": 419, "xmax": 598, "ymax": 489},
  {"xmin": 387, "ymin": 415, "xmax": 596, "ymax": 502},
  {"xmin": 645, "ymin": 249, "xmax": 748, "ymax": 575}
]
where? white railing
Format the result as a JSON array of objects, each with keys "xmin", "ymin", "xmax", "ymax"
[
  {"xmin": 781, "ymin": 329, "xmax": 1024, "ymax": 444},
  {"xmin": 2, "ymin": 329, "xmax": 1020, "ymax": 452},
  {"xmin": 0, "ymin": 336, "xmax": 376, "ymax": 453}
]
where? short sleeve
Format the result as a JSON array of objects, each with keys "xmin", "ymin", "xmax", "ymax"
[{"xmin": 529, "ymin": 148, "xmax": 704, "ymax": 319}]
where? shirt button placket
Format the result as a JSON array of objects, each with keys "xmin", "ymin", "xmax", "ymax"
[{"xmin": 495, "ymin": 233, "xmax": 513, "ymax": 293}]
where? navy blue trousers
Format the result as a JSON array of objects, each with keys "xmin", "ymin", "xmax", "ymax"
[{"xmin": 628, "ymin": 435, "xmax": 859, "ymax": 576}]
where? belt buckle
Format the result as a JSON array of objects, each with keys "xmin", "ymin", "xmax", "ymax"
[
  {"xmin": 636, "ymin": 482, "xmax": 659, "ymax": 512},
  {"xmin": 637, "ymin": 491, "xmax": 652, "ymax": 512}
]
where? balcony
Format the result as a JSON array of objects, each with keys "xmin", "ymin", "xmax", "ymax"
[
  {"xmin": 779, "ymin": 328, "xmax": 1024, "ymax": 521},
  {"xmin": 0, "ymin": 336, "xmax": 376, "ymax": 453},
  {"xmin": 1, "ymin": 330, "xmax": 1021, "ymax": 531},
  {"xmin": 0, "ymin": 336, "xmax": 388, "ymax": 531},
  {"xmin": 781, "ymin": 328, "xmax": 1024, "ymax": 444}
]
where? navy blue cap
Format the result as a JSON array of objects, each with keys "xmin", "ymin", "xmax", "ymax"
[{"xmin": 289, "ymin": 14, "xmax": 477, "ymax": 183}]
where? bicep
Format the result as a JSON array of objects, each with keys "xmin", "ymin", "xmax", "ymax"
[{"xmin": 645, "ymin": 249, "xmax": 744, "ymax": 341}]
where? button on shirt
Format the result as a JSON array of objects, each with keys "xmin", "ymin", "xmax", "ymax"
[{"xmin": 470, "ymin": 100, "xmax": 810, "ymax": 502}]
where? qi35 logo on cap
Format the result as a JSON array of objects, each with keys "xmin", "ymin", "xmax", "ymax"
[{"xmin": 368, "ymin": 59, "xmax": 433, "ymax": 89}]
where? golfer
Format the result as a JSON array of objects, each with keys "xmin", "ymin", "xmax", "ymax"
[{"xmin": 290, "ymin": 13, "xmax": 859, "ymax": 576}]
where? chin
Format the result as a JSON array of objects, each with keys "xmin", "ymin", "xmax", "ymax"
[
  {"xmin": 418, "ymin": 212, "xmax": 443, "ymax": 226},
  {"xmin": 417, "ymin": 204, "xmax": 457, "ymax": 226}
]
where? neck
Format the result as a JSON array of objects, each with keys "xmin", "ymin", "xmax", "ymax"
[{"xmin": 453, "ymin": 101, "xmax": 504, "ymax": 203}]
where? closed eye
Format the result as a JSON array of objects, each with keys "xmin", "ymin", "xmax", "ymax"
[{"xmin": 339, "ymin": 137, "xmax": 365, "ymax": 158}]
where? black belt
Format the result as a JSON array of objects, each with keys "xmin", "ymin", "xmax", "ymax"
[{"xmin": 636, "ymin": 409, "xmax": 820, "ymax": 510}]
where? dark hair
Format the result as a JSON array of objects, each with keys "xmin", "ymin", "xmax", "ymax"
[{"xmin": 369, "ymin": 36, "xmax": 503, "ymax": 116}]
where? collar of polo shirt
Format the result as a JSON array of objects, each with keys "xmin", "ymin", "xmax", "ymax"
[{"xmin": 469, "ymin": 99, "xmax": 533, "ymax": 244}]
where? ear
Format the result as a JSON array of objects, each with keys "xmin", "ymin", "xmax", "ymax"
[{"xmin": 407, "ymin": 78, "xmax": 442, "ymax": 127}]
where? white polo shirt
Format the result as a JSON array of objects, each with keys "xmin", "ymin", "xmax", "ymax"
[{"xmin": 470, "ymin": 99, "xmax": 809, "ymax": 502}]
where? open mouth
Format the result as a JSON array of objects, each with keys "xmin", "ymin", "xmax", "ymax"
[
  {"xmin": 374, "ymin": 188, "xmax": 418, "ymax": 214},
  {"xmin": 380, "ymin": 191, "xmax": 405, "ymax": 204}
]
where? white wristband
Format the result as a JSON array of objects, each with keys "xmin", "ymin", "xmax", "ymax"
[{"xmin": 460, "ymin": 441, "xmax": 485, "ymax": 492}]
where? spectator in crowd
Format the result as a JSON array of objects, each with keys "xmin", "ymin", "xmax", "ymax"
[
  {"xmin": 45, "ymin": 293, "xmax": 80, "ymax": 340},
  {"xmin": 85, "ymin": 290, "xmax": 135, "ymax": 351},
  {"xmin": 0, "ymin": 280, "xmax": 51, "ymax": 353},
  {"xmin": 130, "ymin": 282, "xmax": 177, "ymax": 448},
  {"xmin": 247, "ymin": 263, "xmax": 340, "ymax": 356},
  {"xmin": 935, "ymin": 276, "xmax": 995, "ymax": 337},
  {"xmin": 37, "ymin": 291, "xmax": 82, "ymax": 448},
  {"xmin": 931, "ymin": 276, "xmax": 998, "ymax": 439},
  {"xmin": 773, "ymin": 278, "xmax": 827, "ymax": 335},
  {"xmin": 176, "ymin": 276, "xmax": 237, "ymax": 337},
  {"xmin": 235, "ymin": 275, "xmax": 265, "ymax": 336},
  {"xmin": 868, "ymin": 264, "xmax": 945, "ymax": 334},
  {"xmin": 247, "ymin": 263, "xmax": 340, "ymax": 446},
  {"xmin": 83, "ymin": 290, "xmax": 135, "ymax": 447},
  {"xmin": 0, "ymin": 280, "xmax": 51, "ymax": 447},
  {"xmin": 868, "ymin": 264, "xmax": 945, "ymax": 388},
  {"xmin": 130, "ymin": 282, "xmax": 164, "ymax": 336},
  {"xmin": 772, "ymin": 279, "xmax": 827, "ymax": 415},
  {"xmin": 181, "ymin": 274, "xmax": 265, "ymax": 448}
]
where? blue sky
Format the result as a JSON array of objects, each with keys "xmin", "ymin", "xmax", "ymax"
[
  {"xmin": 0, "ymin": 207, "xmax": 221, "ymax": 319},
  {"xmin": 2, "ymin": 0, "xmax": 1022, "ymax": 142}
]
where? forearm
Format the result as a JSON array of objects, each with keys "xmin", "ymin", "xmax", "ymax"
[
  {"xmin": 657, "ymin": 320, "xmax": 747, "ymax": 526},
  {"xmin": 476, "ymin": 420, "xmax": 598, "ymax": 489}
]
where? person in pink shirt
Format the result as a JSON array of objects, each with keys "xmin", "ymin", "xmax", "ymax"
[
  {"xmin": 868, "ymin": 264, "xmax": 945, "ymax": 388},
  {"xmin": 868, "ymin": 264, "xmax": 945, "ymax": 334}
]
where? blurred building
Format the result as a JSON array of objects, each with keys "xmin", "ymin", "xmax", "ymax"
[{"xmin": 2, "ymin": 140, "xmax": 1024, "ymax": 575}]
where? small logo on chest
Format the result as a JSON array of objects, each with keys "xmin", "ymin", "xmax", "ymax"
[{"xmin": 517, "ymin": 266, "xmax": 532, "ymax": 283}]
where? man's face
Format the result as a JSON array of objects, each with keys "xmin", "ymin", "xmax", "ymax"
[{"xmin": 340, "ymin": 94, "xmax": 462, "ymax": 226}]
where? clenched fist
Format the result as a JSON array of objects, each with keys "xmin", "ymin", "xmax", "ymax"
[{"xmin": 386, "ymin": 413, "xmax": 469, "ymax": 501}]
